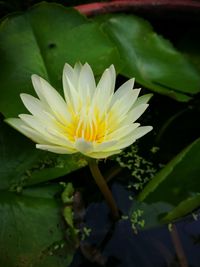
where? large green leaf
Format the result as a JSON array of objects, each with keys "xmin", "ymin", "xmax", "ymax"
[
  {"xmin": 138, "ymin": 138, "xmax": 200, "ymax": 221},
  {"xmin": 0, "ymin": 185, "xmax": 76, "ymax": 267},
  {"xmin": 102, "ymin": 15, "xmax": 200, "ymax": 101},
  {"xmin": 0, "ymin": 2, "xmax": 121, "ymax": 117}
]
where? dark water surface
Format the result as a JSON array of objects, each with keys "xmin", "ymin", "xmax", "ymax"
[{"xmin": 71, "ymin": 184, "xmax": 200, "ymax": 267}]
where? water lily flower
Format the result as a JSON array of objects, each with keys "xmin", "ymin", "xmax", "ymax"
[{"xmin": 5, "ymin": 63, "xmax": 152, "ymax": 159}]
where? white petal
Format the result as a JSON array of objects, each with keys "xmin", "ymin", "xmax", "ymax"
[
  {"xmin": 93, "ymin": 140, "xmax": 117, "ymax": 152},
  {"xmin": 106, "ymin": 123, "xmax": 140, "ymax": 140},
  {"xmin": 94, "ymin": 65, "xmax": 116, "ymax": 108},
  {"xmin": 114, "ymin": 136, "xmax": 137, "ymax": 150},
  {"xmin": 63, "ymin": 75, "xmax": 80, "ymax": 110},
  {"xmin": 110, "ymin": 126, "xmax": 152, "ymax": 150},
  {"xmin": 78, "ymin": 63, "xmax": 96, "ymax": 98},
  {"xmin": 63, "ymin": 63, "xmax": 75, "ymax": 85},
  {"xmin": 112, "ymin": 78, "xmax": 135, "ymax": 104},
  {"xmin": 124, "ymin": 104, "xmax": 149, "ymax": 124},
  {"xmin": 75, "ymin": 138, "xmax": 93, "ymax": 154},
  {"xmin": 46, "ymin": 128, "xmax": 74, "ymax": 149},
  {"xmin": 20, "ymin": 93, "xmax": 49, "ymax": 117},
  {"xmin": 19, "ymin": 114, "xmax": 48, "ymax": 136},
  {"xmin": 131, "ymin": 126, "xmax": 153, "ymax": 140},
  {"xmin": 20, "ymin": 125, "xmax": 50, "ymax": 144},
  {"xmin": 5, "ymin": 117, "xmax": 24, "ymax": 131},
  {"xmin": 134, "ymin": 94, "xmax": 153, "ymax": 107},
  {"xmin": 109, "ymin": 89, "xmax": 141, "ymax": 122},
  {"xmin": 63, "ymin": 62, "xmax": 82, "ymax": 92},
  {"xmin": 111, "ymin": 129, "xmax": 137, "ymax": 150},
  {"xmin": 31, "ymin": 74, "xmax": 70, "ymax": 123},
  {"xmin": 109, "ymin": 65, "xmax": 116, "ymax": 95},
  {"xmin": 74, "ymin": 62, "xmax": 82, "ymax": 80},
  {"xmin": 19, "ymin": 114, "xmax": 74, "ymax": 148},
  {"xmin": 97, "ymin": 64, "xmax": 116, "ymax": 96},
  {"xmin": 5, "ymin": 118, "xmax": 48, "ymax": 144},
  {"xmin": 36, "ymin": 144, "xmax": 75, "ymax": 154},
  {"xmin": 63, "ymin": 63, "xmax": 79, "ymax": 106},
  {"xmin": 20, "ymin": 93, "xmax": 60, "ymax": 128}
]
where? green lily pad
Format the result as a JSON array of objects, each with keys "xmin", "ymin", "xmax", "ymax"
[
  {"xmin": 0, "ymin": 2, "xmax": 121, "ymax": 117},
  {"xmin": 0, "ymin": 185, "xmax": 76, "ymax": 267},
  {"xmin": 102, "ymin": 15, "xmax": 200, "ymax": 101},
  {"xmin": 163, "ymin": 194, "xmax": 200, "ymax": 222}
]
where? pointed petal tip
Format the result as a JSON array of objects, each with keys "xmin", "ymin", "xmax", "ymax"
[
  {"xmin": 74, "ymin": 61, "xmax": 83, "ymax": 68},
  {"xmin": 4, "ymin": 117, "xmax": 19, "ymax": 125},
  {"xmin": 31, "ymin": 73, "xmax": 39, "ymax": 81},
  {"xmin": 133, "ymin": 87, "xmax": 141, "ymax": 95},
  {"xmin": 83, "ymin": 62, "xmax": 95, "ymax": 71},
  {"xmin": 20, "ymin": 93, "xmax": 26, "ymax": 99},
  {"xmin": 148, "ymin": 93, "xmax": 154, "ymax": 98},
  {"xmin": 63, "ymin": 62, "xmax": 72, "ymax": 70},
  {"xmin": 136, "ymin": 125, "xmax": 153, "ymax": 139},
  {"xmin": 18, "ymin": 113, "xmax": 32, "ymax": 120},
  {"xmin": 128, "ymin": 77, "xmax": 135, "ymax": 87},
  {"xmin": 149, "ymin": 125, "xmax": 153, "ymax": 131},
  {"xmin": 143, "ymin": 93, "xmax": 153, "ymax": 102},
  {"xmin": 31, "ymin": 74, "xmax": 48, "ymax": 88},
  {"xmin": 20, "ymin": 93, "xmax": 31, "ymax": 102},
  {"xmin": 109, "ymin": 64, "xmax": 115, "ymax": 71},
  {"xmin": 82, "ymin": 62, "xmax": 93, "ymax": 72},
  {"xmin": 4, "ymin": 117, "xmax": 12, "ymax": 125},
  {"xmin": 109, "ymin": 64, "xmax": 116, "ymax": 78}
]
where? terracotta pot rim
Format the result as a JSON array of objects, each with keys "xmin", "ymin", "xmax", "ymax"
[{"xmin": 75, "ymin": 0, "xmax": 200, "ymax": 16}]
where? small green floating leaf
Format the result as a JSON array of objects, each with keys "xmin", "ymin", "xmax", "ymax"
[
  {"xmin": 61, "ymin": 182, "xmax": 74, "ymax": 205},
  {"xmin": 102, "ymin": 15, "xmax": 200, "ymax": 101},
  {"xmin": 63, "ymin": 206, "xmax": 74, "ymax": 228}
]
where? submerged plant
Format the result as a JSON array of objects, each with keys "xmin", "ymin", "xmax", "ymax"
[{"xmin": 5, "ymin": 62, "xmax": 152, "ymax": 219}]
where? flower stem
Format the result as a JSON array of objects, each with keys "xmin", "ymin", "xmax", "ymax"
[
  {"xmin": 170, "ymin": 224, "xmax": 188, "ymax": 267},
  {"xmin": 88, "ymin": 159, "xmax": 119, "ymax": 220}
]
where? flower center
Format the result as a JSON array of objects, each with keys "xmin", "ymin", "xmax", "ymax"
[
  {"xmin": 60, "ymin": 107, "xmax": 108, "ymax": 143},
  {"xmin": 75, "ymin": 116, "xmax": 107, "ymax": 143}
]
